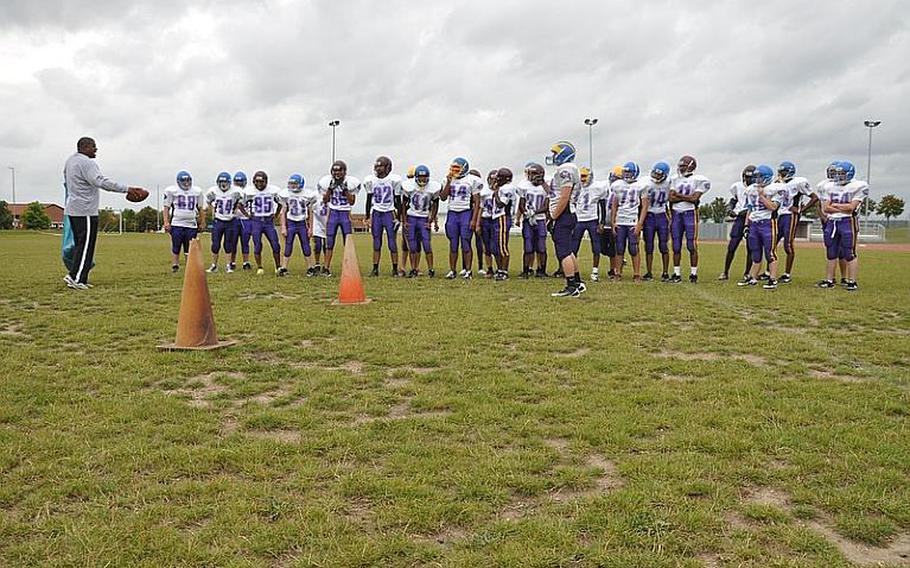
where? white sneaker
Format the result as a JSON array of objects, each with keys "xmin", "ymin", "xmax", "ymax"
[
  {"xmin": 256, "ymin": 268, "xmax": 265, "ymax": 276},
  {"xmin": 445, "ymin": 270, "xmax": 456, "ymax": 279},
  {"xmin": 207, "ymin": 264, "xmax": 218, "ymax": 273},
  {"xmin": 462, "ymin": 270, "xmax": 472, "ymax": 280},
  {"xmin": 225, "ymin": 264, "xmax": 234, "ymax": 273},
  {"xmin": 576, "ymin": 282, "xmax": 587, "ymax": 294},
  {"xmin": 591, "ymin": 271, "xmax": 600, "ymax": 282},
  {"xmin": 458, "ymin": 269, "xmax": 468, "ymax": 278},
  {"xmin": 63, "ymin": 274, "xmax": 75, "ymax": 287},
  {"xmin": 478, "ymin": 269, "xmax": 487, "ymax": 277}
]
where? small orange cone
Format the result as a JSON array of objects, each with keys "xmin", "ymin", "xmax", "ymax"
[
  {"xmin": 158, "ymin": 239, "xmax": 236, "ymax": 350},
  {"xmin": 332, "ymin": 234, "xmax": 371, "ymax": 305}
]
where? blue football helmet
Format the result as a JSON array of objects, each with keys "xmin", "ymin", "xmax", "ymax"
[
  {"xmin": 836, "ymin": 161, "xmax": 855, "ymax": 184},
  {"xmin": 176, "ymin": 170, "xmax": 192, "ymax": 190},
  {"xmin": 550, "ymin": 141, "xmax": 576, "ymax": 166},
  {"xmin": 450, "ymin": 157, "xmax": 469, "ymax": 179},
  {"xmin": 288, "ymin": 173, "xmax": 304, "ymax": 191},
  {"xmin": 233, "ymin": 171, "xmax": 247, "ymax": 187},
  {"xmin": 650, "ymin": 161, "xmax": 670, "ymax": 183},
  {"xmin": 754, "ymin": 165, "xmax": 774, "ymax": 187},
  {"xmin": 778, "ymin": 161, "xmax": 796, "ymax": 181},
  {"xmin": 621, "ymin": 161, "xmax": 640, "ymax": 182},
  {"xmin": 415, "ymin": 165, "xmax": 430, "ymax": 186},
  {"xmin": 216, "ymin": 171, "xmax": 231, "ymax": 190}
]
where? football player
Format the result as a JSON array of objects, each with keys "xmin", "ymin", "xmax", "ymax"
[
  {"xmin": 162, "ymin": 170, "xmax": 205, "ymax": 273},
  {"xmin": 491, "ymin": 167, "xmax": 518, "ymax": 280},
  {"xmin": 547, "ymin": 141, "xmax": 585, "ymax": 297},
  {"xmin": 610, "ymin": 162, "xmax": 650, "ymax": 281},
  {"xmin": 401, "ymin": 165, "xmax": 441, "ymax": 277},
  {"xmin": 737, "ymin": 165, "xmax": 781, "ymax": 289},
  {"xmin": 229, "ymin": 171, "xmax": 253, "ymax": 271},
  {"xmin": 311, "ymin": 190, "xmax": 329, "ymax": 275},
  {"xmin": 440, "ymin": 157, "xmax": 483, "ymax": 279},
  {"xmin": 804, "ymin": 162, "xmax": 846, "ymax": 285},
  {"xmin": 668, "ymin": 155, "xmax": 711, "ymax": 283},
  {"xmin": 598, "ymin": 165, "xmax": 623, "ymax": 280},
  {"xmin": 516, "ymin": 163, "xmax": 549, "ymax": 278},
  {"xmin": 363, "ymin": 156, "xmax": 403, "ymax": 277},
  {"xmin": 818, "ymin": 161, "xmax": 867, "ymax": 291},
  {"xmin": 572, "ymin": 167, "xmax": 608, "ymax": 281},
  {"xmin": 278, "ymin": 173, "xmax": 316, "ymax": 277},
  {"xmin": 468, "ymin": 168, "xmax": 487, "ymax": 275},
  {"xmin": 319, "ymin": 160, "xmax": 361, "ymax": 276},
  {"xmin": 642, "ymin": 161, "xmax": 671, "ymax": 281},
  {"xmin": 719, "ymin": 165, "xmax": 755, "ymax": 281},
  {"xmin": 206, "ymin": 171, "xmax": 247, "ymax": 273},
  {"xmin": 475, "ymin": 170, "xmax": 499, "ymax": 278},
  {"xmin": 246, "ymin": 170, "xmax": 282, "ymax": 276},
  {"xmin": 775, "ymin": 161, "xmax": 812, "ymax": 283}
]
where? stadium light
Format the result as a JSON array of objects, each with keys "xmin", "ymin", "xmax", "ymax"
[
  {"xmin": 584, "ymin": 118, "xmax": 598, "ymax": 170},
  {"xmin": 328, "ymin": 120, "xmax": 340, "ymax": 162},
  {"xmin": 863, "ymin": 120, "xmax": 881, "ymax": 218}
]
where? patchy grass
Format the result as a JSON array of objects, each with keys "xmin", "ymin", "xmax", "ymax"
[{"xmin": 1, "ymin": 230, "xmax": 909, "ymax": 567}]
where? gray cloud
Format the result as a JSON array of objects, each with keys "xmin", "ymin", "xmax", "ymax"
[{"xmin": 0, "ymin": 0, "xmax": 907, "ymax": 216}]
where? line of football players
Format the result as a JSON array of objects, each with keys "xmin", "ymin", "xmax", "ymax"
[{"xmin": 160, "ymin": 143, "xmax": 867, "ymax": 291}]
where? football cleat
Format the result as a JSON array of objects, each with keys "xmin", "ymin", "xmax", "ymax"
[
  {"xmin": 575, "ymin": 281, "xmax": 587, "ymax": 294},
  {"xmin": 779, "ymin": 274, "xmax": 792, "ymax": 284},
  {"xmin": 306, "ymin": 267, "xmax": 316, "ymax": 277},
  {"xmin": 717, "ymin": 272, "xmax": 729, "ymax": 281},
  {"xmin": 633, "ymin": 275, "xmax": 642, "ymax": 283},
  {"xmin": 478, "ymin": 269, "xmax": 487, "ymax": 277},
  {"xmin": 738, "ymin": 276, "xmax": 758, "ymax": 286},
  {"xmin": 689, "ymin": 274, "xmax": 698, "ymax": 283},
  {"xmin": 207, "ymin": 264, "xmax": 218, "ymax": 273},
  {"xmin": 535, "ymin": 268, "xmax": 548, "ymax": 278},
  {"xmin": 650, "ymin": 162, "xmax": 670, "ymax": 183},
  {"xmin": 369, "ymin": 267, "xmax": 379, "ymax": 277},
  {"xmin": 553, "ymin": 268, "xmax": 565, "ymax": 278},
  {"xmin": 256, "ymin": 268, "xmax": 264, "ymax": 275},
  {"xmin": 757, "ymin": 272, "xmax": 770, "ymax": 281},
  {"xmin": 845, "ymin": 280, "xmax": 858, "ymax": 291},
  {"xmin": 322, "ymin": 268, "xmax": 331, "ymax": 277},
  {"xmin": 392, "ymin": 269, "xmax": 400, "ymax": 277},
  {"xmin": 677, "ymin": 155, "xmax": 697, "ymax": 176},
  {"xmin": 591, "ymin": 271, "xmax": 599, "ymax": 282},
  {"xmin": 668, "ymin": 274, "xmax": 682, "ymax": 283},
  {"xmin": 643, "ymin": 272, "xmax": 654, "ymax": 281},
  {"xmin": 840, "ymin": 278, "xmax": 848, "ymax": 287},
  {"xmin": 278, "ymin": 267, "xmax": 288, "ymax": 277},
  {"xmin": 407, "ymin": 269, "xmax": 418, "ymax": 278},
  {"xmin": 226, "ymin": 263, "xmax": 235, "ymax": 273},
  {"xmin": 549, "ymin": 141, "xmax": 576, "ymax": 166},
  {"xmin": 660, "ymin": 273, "xmax": 670, "ymax": 282},
  {"xmin": 242, "ymin": 262, "xmax": 252, "ymax": 270},
  {"xmin": 621, "ymin": 161, "xmax": 640, "ymax": 182},
  {"xmin": 445, "ymin": 270, "xmax": 456, "ymax": 279},
  {"xmin": 462, "ymin": 270, "xmax": 472, "ymax": 280},
  {"xmin": 427, "ymin": 269, "xmax": 436, "ymax": 278},
  {"xmin": 551, "ymin": 285, "xmax": 576, "ymax": 297},
  {"xmin": 171, "ymin": 264, "xmax": 179, "ymax": 273},
  {"xmin": 816, "ymin": 279, "xmax": 835, "ymax": 288},
  {"xmin": 763, "ymin": 278, "xmax": 778, "ymax": 290}
]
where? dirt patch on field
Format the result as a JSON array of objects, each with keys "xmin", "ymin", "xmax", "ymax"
[
  {"xmin": 695, "ymin": 553, "xmax": 723, "ymax": 568},
  {"xmin": 556, "ymin": 347, "xmax": 591, "ymax": 358},
  {"xmin": 246, "ymin": 429, "xmax": 302, "ymax": 444},
  {"xmin": 808, "ymin": 369, "xmax": 865, "ymax": 384},
  {"xmin": 161, "ymin": 371, "xmax": 246, "ymax": 408},
  {"xmin": 730, "ymin": 486, "xmax": 910, "ymax": 566},
  {"xmin": 291, "ymin": 360, "xmax": 366, "ymax": 375},
  {"xmin": 661, "ymin": 373, "xmax": 700, "ymax": 382},
  {"xmin": 0, "ymin": 322, "xmax": 26, "ymax": 336},
  {"xmin": 657, "ymin": 350, "xmax": 769, "ymax": 367},
  {"xmin": 239, "ymin": 292, "xmax": 299, "ymax": 301},
  {"xmin": 353, "ymin": 399, "xmax": 451, "ymax": 425},
  {"xmin": 415, "ymin": 525, "xmax": 469, "ymax": 547}
]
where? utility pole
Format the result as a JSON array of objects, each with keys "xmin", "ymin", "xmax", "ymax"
[
  {"xmin": 863, "ymin": 120, "xmax": 881, "ymax": 219},
  {"xmin": 328, "ymin": 120, "xmax": 340, "ymax": 162},
  {"xmin": 584, "ymin": 118, "xmax": 598, "ymax": 170}
]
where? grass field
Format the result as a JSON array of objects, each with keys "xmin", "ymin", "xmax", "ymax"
[{"xmin": 1, "ymin": 230, "xmax": 909, "ymax": 568}]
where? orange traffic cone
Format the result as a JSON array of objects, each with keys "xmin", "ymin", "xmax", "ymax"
[
  {"xmin": 158, "ymin": 239, "xmax": 236, "ymax": 350},
  {"xmin": 332, "ymin": 234, "xmax": 371, "ymax": 305}
]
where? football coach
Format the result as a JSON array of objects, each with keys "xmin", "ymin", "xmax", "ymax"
[{"xmin": 63, "ymin": 136, "xmax": 148, "ymax": 289}]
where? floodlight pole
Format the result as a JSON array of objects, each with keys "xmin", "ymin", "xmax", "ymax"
[
  {"xmin": 584, "ymin": 118, "xmax": 598, "ymax": 170},
  {"xmin": 7, "ymin": 166, "xmax": 15, "ymax": 204},
  {"xmin": 328, "ymin": 120, "xmax": 340, "ymax": 163},
  {"xmin": 863, "ymin": 120, "xmax": 881, "ymax": 219}
]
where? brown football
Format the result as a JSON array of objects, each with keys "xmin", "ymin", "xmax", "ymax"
[{"xmin": 127, "ymin": 188, "xmax": 149, "ymax": 203}]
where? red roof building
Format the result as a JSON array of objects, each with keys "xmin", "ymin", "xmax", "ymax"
[{"xmin": 8, "ymin": 203, "xmax": 65, "ymax": 229}]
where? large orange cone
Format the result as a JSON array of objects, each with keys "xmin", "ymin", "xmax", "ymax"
[
  {"xmin": 332, "ymin": 235, "xmax": 371, "ymax": 305},
  {"xmin": 158, "ymin": 239, "xmax": 236, "ymax": 350}
]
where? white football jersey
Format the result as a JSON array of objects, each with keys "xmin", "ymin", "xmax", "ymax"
[
  {"xmin": 778, "ymin": 176, "xmax": 812, "ymax": 215},
  {"xmin": 728, "ymin": 182, "xmax": 749, "ymax": 216},
  {"xmin": 516, "ymin": 180, "xmax": 548, "ymax": 221},
  {"xmin": 669, "ymin": 173, "xmax": 711, "ymax": 212},
  {"xmin": 311, "ymin": 192, "xmax": 328, "ymax": 238},
  {"xmin": 575, "ymin": 181, "xmax": 608, "ymax": 222},
  {"xmin": 163, "ymin": 185, "xmax": 204, "ymax": 228},
  {"xmin": 611, "ymin": 179, "xmax": 649, "ymax": 226},
  {"xmin": 318, "ymin": 175, "xmax": 362, "ymax": 212},
  {"xmin": 281, "ymin": 188, "xmax": 316, "ymax": 222},
  {"xmin": 245, "ymin": 185, "xmax": 282, "ymax": 218},
  {"xmin": 825, "ymin": 180, "xmax": 869, "ymax": 220},
  {"xmin": 548, "ymin": 163, "xmax": 581, "ymax": 217},
  {"xmin": 233, "ymin": 184, "xmax": 251, "ymax": 219},
  {"xmin": 403, "ymin": 179, "xmax": 441, "ymax": 218},
  {"xmin": 744, "ymin": 184, "xmax": 782, "ymax": 222},
  {"xmin": 491, "ymin": 183, "xmax": 517, "ymax": 220},
  {"xmin": 363, "ymin": 174, "xmax": 402, "ymax": 214},
  {"xmin": 478, "ymin": 186, "xmax": 495, "ymax": 219},
  {"xmin": 641, "ymin": 179, "xmax": 670, "ymax": 215},
  {"xmin": 444, "ymin": 174, "xmax": 483, "ymax": 212},
  {"xmin": 207, "ymin": 186, "xmax": 244, "ymax": 222}
]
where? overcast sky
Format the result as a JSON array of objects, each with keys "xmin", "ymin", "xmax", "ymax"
[{"xmin": 0, "ymin": 0, "xmax": 907, "ymax": 215}]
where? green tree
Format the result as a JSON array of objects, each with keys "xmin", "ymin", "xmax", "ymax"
[
  {"xmin": 863, "ymin": 198, "xmax": 877, "ymax": 217},
  {"xmin": 98, "ymin": 208, "xmax": 119, "ymax": 232},
  {"xmin": 121, "ymin": 208, "xmax": 137, "ymax": 232},
  {"xmin": 698, "ymin": 197, "xmax": 729, "ymax": 223},
  {"xmin": 0, "ymin": 200, "xmax": 12, "ymax": 230},
  {"xmin": 876, "ymin": 195, "xmax": 905, "ymax": 227},
  {"xmin": 21, "ymin": 201, "xmax": 51, "ymax": 230},
  {"xmin": 135, "ymin": 206, "xmax": 159, "ymax": 232}
]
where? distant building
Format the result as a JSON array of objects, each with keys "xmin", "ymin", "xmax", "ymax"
[{"xmin": 8, "ymin": 203, "xmax": 65, "ymax": 229}]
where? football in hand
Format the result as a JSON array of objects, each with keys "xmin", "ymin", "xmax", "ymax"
[{"xmin": 126, "ymin": 187, "xmax": 149, "ymax": 203}]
